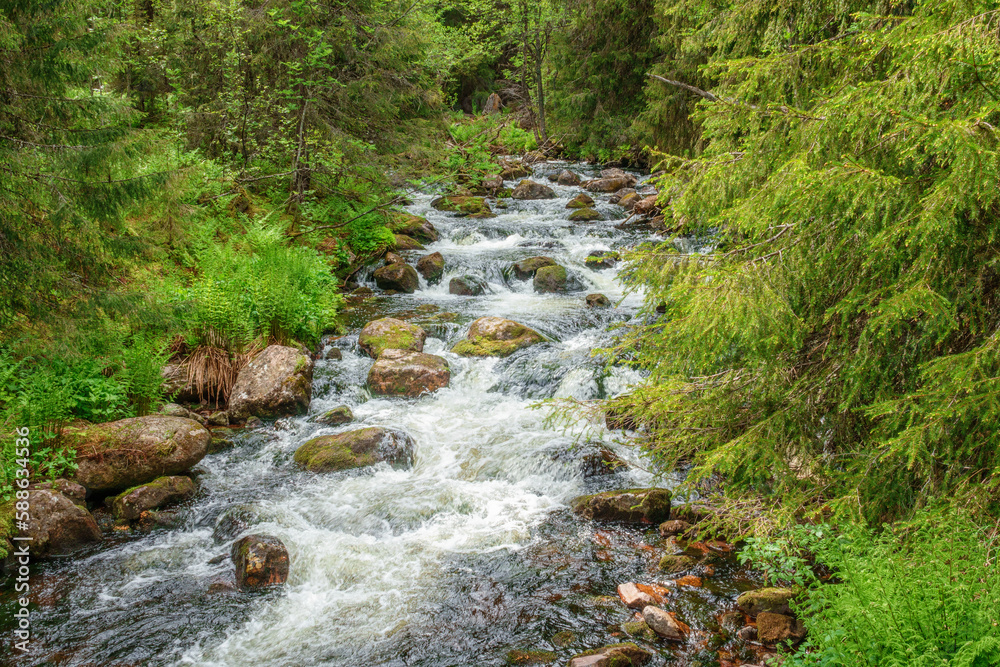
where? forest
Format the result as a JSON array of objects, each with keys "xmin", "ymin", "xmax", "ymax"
[{"xmin": 2, "ymin": 0, "xmax": 1000, "ymax": 665}]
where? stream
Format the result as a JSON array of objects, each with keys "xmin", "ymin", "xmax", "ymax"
[{"xmin": 2, "ymin": 162, "xmax": 766, "ymax": 667}]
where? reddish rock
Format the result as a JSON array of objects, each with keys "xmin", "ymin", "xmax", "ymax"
[
  {"xmin": 230, "ymin": 534, "xmax": 290, "ymax": 591},
  {"xmin": 756, "ymin": 611, "xmax": 807, "ymax": 643},
  {"xmin": 367, "ymin": 350, "xmax": 450, "ymax": 397},
  {"xmin": 642, "ymin": 606, "xmax": 689, "ymax": 642}
]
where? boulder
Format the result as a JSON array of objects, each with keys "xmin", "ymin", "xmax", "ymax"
[
  {"xmin": 482, "ymin": 174, "xmax": 504, "ymax": 194},
  {"xmin": 617, "ymin": 582, "xmax": 655, "ymax": 610},
  {"xmin": 160, "ymin": 402, "xmax": 205, "ymax": 424},
  {"xmin": 571, "ymin": 488, "xmax": 671, "ymax": 523},
  {"xmin": 568, "ymin": 207, "xmax": 602, "ymax": 222},
  {"xmin": 28, "ymin": 479, "xmax": 86, "ymax": 506},
  {"xmin": 567, "ymin": 643, "xmax": 651, "ymax": 667},
  {"xmin": 736, "ymin": 587, "xmax": 797, "ymax": 617},
  {"xmin": 483, "ymin": 92, "xmax": 502, "ymax": 114},
  {"xmin": 65, "ymin": 416, "xmax": 209, "ymax": 492},
  {"xmin": 584, "ymin": 176, "xmax": 630, "ymax": 193},
  {"xmin": 658, "ymin": 519, "xmax": 693, "ymax": 537},
  {"xmin": 609, "ymin": 188, "xmax": 636, "ymax": 205},
  {"xmin": 230, "ymin": 534, "xmax": 290, "ymax": 591},
  {"xmin": 756, "ymin": 611, "xmax": 807, "ymax": 643},
  {"xmin": 566, "ymin": 193, "xmax": 595, "ymax": 209},
  {"xmin": 533, "ymin": 264, "xmax": 568, "ymax": 293},
  {"xmin": 373, "ymin": 263, "xmax": 420, "ymax": 293},
  {"xmin": 585, "ymin": 251, "xmax": 619, "ymax": 269},
  {"xmin": 325, "ymin": 348, "xmax": 343, "ymax": 361},
  {"xmin": 622, "ymin": 620, "xmax": 658, "ymax": 642},
  {"xmin": 430, "ymin": 196, "xmax": 493, "ymax": 217},
  {"xmin": 207, "ymin": 411, "xmax": 229, "ymax": 426},
  {"xmin": 358, "ymin": 318, "xmax": 426, "ymax": 358},
  {"xmin": 512, "ymin": 256, "xmax": 557, "ymax": 280},
  {"xmin": 110, "ymin": 476, "xmax": 196, "ymax": 522},
  {"xmin": 633, "ymin": 195, "xmax": 659, "ymax": 215},
  {"xmin": 501, "ymin": 164, "xmax": 533, "ymax": 180},
  {"xmin": 212, "ymin": 504, "xmax": 261, "ymax": 543},
  {"xmin": 229, "ymin": 346, "xmax": 313, "ymax": 421},
  {"xmin": 556, "ymin": 170, "xmax": 581, "ymax": 186},
  {"xmin": 294, "ymin": 427, "xmax": 415, "ymax": 472},
  {"xmin": 642, "ymin": 606, "xmax": 688, "ymax": 642},
  {"xmin": 522, "ymin": 150, "xmax": 547, "ymax": 164},
  {"xmin": 16, "ymin": 490, "xmax": 102, "ymax": 558},
  {"xmin": 387, "ymin": 212, "xmax": 437, "ymax": 244},
  {"xmin": 384, "ymin": 251, "xmax": 404, "ymax": 266},
  {"xmin": 315, "ymin": 405, "xmax": 354, "ymax": 426},
  {"xmin": 160, "ymin": 364, "xmax": 200, "ymax": 403},
  {"xmin": 449, "ymin": 275, "xmax": 488, "ymax": 296},
  {"xmin": 393, "ymin": 234, "xmax": 425, "ymax": 251},
  {"xmin": 368, "ymin": 350, "xmax": 451, "ymax": 397},
  {"xmin": 511, "ymin": 180, "xmax": 556, "ymax": 200},
  {"xmin": 619, "ymin": 192, "xmax": 642, "ymax": 210},
  {"xmin": 585, "ymin": 293, "xmax": 611, "ymax": 308},
  {"xmin": 659, "ymin": 554, "xmax": 696, "ymax": 573},
  {"xmin": 416, "ymin": 252, "xmax": 445, "ymax": 284},
  {"xmin": 451, "ymin": 317, "xmax": 545, "ymax": 357}
]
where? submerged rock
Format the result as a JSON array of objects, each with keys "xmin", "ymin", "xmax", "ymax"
[
  {"xmin": 358, "ymin": 317, "xmax": 426, "ymax": 358},
  {"xmin": 15, "ymin": 490, "xmax": 102, "ymax": 558},
  {"xmin": 294, "ymin": 427, "xmax": 415, "ymax": 472},
  {"xmin": 505, "ymin": 649, "xmax": 557, "ymax": 665},
  {"xmin": 571, "ymin": 488, "xmax": 671, "ymax": 523},
  {"xmin": 416, "ymin": 252, "xmax": 445, "ymax": 284},
  {"xmin": 229, "ymin": 345, "xmax": 313, "ymax": 421},
  {"xmin": 374, "ymin": 263, "xmax": 420, "ymax": 293},
  {"xmin": 64, "ymin": 416, "xmax": 209, "ymax": 492},
  {"xmin": 658, "ymin": 553, "xmax": 696, "ymax": 573},
  {"xmin": 325, "ymin": 348, "xmax": 343, "ymax": 361},
  {"xmin": 230, "ymin": 534, "xmax": 289, "ymax": 591},
  {"xmin": 567, "ymin": 643, "xmax": 651, "ymax": 667},
  {"xmin": 622, "ymin": 619, "xmax": 658, "ymax": 642},
  {"xmin": 511, "ymin": 180, "xmax": 556, "ymax": 200},
  {"xmin": 451, "ymin": 317, "xmax": 545, "ymax": 357},
  {"xmin": 449, "ymin": 275, "xmax": 488, "ymax": 296},
  {"xmin": 736, "ymin": 587, "xmax": 797, "ymax": 617},
  {"xmin": 512, "ymin": 256, "xmax": 557, "ymax": 280},
  {"xmin": 568, "ymin": 207, "xmax": 602, "ymax": 222},
  {"xmin": 556, "ymin": 169, "xmax": 582, "ymax": 186},
  {"xmin": 367, "ymin": 349, "xmax": 450, "ymax": 397},
  {"xmin": 111, "ymin": 476, "xmax": 196, "ymax": 522},
  {"xmin": 566, "ymin": 192, "xmax": 595, "ymax": 209},
  {"xmin": 315, "ymin": 405, "xmax": 354, "ymax": 426}
]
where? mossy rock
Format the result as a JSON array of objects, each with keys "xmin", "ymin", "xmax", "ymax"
[
  {"xmin": 571, "ymin": 488, "xmax": 672, "ymax": 524},
  {"xmin": 392, "ymin": 234, "xmax": 425, "ymax": 251},
  {"xmin": 567, "ymin": 642, "xmax": 651, "ymax": 667},
  {"xmin": 585, "ymin": 251, "xmax": 619, "ymax": 269},
  {"xmin": 451, "ymin": 317, "xmax": 545, "ymax": 357},
  {"xmin": 110, "ymin": 475, "xmax": 196, "ymax": 521},
  {"xmin": 358, "ymin": 317, "xmax": 427, "ymax": 358},
  {"xmin": 736, "ymin": 587, "xmax": 797, "ymax": 617},
  {"xmin": 373, "ymin": 263, "xmax": 420, "ymax": 293},
  {"xmin": 416, "ymin": 252, "xmax": 445, "ymax": 284},
  {"xmin": 568, "ymin": 207, "xmax": 602, "ymax": 222},
  {"xmin": 566, "ymin": 193, "xmax": 595, "ymax": 209},
  {"xmin": 294, "ymin": 427, "xmax": 415, "ymax": 473},
  {"xmin": 622, "ymin": 620, "xmax": 658, "ymax": 643},
  {"xmin": 430, "ymin": 195, "xmax": 492, "ymax": 216},
  {"xmin": 551, "ymin": 631, "xmax": 576, "ymax": 647},
  {"xmin": 534, "ymin": 265, "xmax": 568, "ymax": 293},
  {"xmin": 658, "ymin": 554, "xmax": 696, "ymax": 574},
  {"xmin": 387, "ymin": 212, "xmax": 438, "ymax": 243},
  {"xmin": 512, "ymin": 256, "xmax": 557, "ymax": 280},
  {"xmin": 506, "ymin": 649, "xmax": 557, "ymax": 665}
]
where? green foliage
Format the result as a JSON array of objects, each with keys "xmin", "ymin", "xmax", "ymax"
[
  {"xmin": 746, "ymin": 512, "xmax": 1000, "ymax": 666},
  {"xmin": 613, "ymin": 0, "xmax": 1000, "ymax": 522}
]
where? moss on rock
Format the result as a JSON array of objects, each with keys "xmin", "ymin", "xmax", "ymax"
[{"xmin": 571, "ymin": 488, "xmax": 672, "ymax": 524}]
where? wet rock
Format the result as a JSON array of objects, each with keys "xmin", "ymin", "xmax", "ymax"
[
  {"xmin": 642, "ymin": 606, "xmax": 688, "ymax": 642},
  {"xmin": 633, "ymin": 195, "xmax": 659, "ymax": 215},
  {"xmin": 512, "ymin": 256, "xmax": 557, "ymax": 280},
  {"xmin": 245, "ymin": 416, "xmax": 264, "ymax": 429},
  {"xmin": 505, "ymin": 649, "xmax": 556, "ymax": 665},
  {"xmin": 511, "ymin": 179, "xmax": 556, "ymax": 200},
  {"xmin": 230, "ymin": 534, "xmax": 289, "ymax": 591},
  {"xmin": 416, "ymin": 252, "xmax": 445, "ymax": 284},
  {"xmin": 617, "ymin": 582, "xmax": 655, "ymax": 609},
  {"xmin": 294, "ymin": 427, "xmax": 415, "ymax": 472},
  {"xmin": 384, "ymin": 251, "xmax": 404, "ymax": 266},
  {"xmin": 229, "ymin": 346, "xmax": 313, "ymax": 421},
  {"xmin": 568, "ymin": 207, "xmax": 602, "ymax": 222},
  {"xmin": 207, "ymin": 411, "xmax": 229, "ymax": 426},
  {"xmin": 658, "ymin": 554, "xmax": 696, "ymax": 573},
  {"xmin": 581, "ymin": 446, "xmax": 626, "ymax": 477},
  {"xmin": 358, "ymin": 317, "xmax": 426, "ymax": 358},
  {"xmin": 756, "ymin": 612, "xmax": 807, "ymax": 643},
  {"xmin": 585, "ymin": 251, "xmax": 619, "ymax": 270},
  {"xmin": 675, "ymin": 575, "xmax": 703, "ymax": 587},
  {"xmin": 523, "ymin": 150, "xmax": 547, "ymax": 164},
  {"xmin": 736, "ymin": 587, "xmax": 796, "ymax": 617},
  {"xmin": 572, "ymin": 488, "xmax": 671, "ymax": 523},
  {"xmin": 393, "ymin": 234, "xmax": 425, "ymax": 251},
  {"xmin": 111, "ymin": 476, "xmax": 196, "ymax": 521},
  {"xmin": 315, "ymin": 405, "xmax": 354, "ymax": 426},
  {"xmin": 482, "ymin": 174, "xmax": 504, "ymax": 193},
  {"xmin": 212, "ymin": 504, "xmax": 261, "ymax": 543},
  {"xmin": 622, "ymin": 619, "xmax": 658, "ymax": 642},
  {"xmin": 619, "ymin": 192, "xmax": 642, "ymax": 210},
  {"xmin": 367, "ymin": 349, "xmax": 450, "ymax": 397},
  {"xmin": 449, "ymin": 275, "xmax": 488, "ymax": 296},
  {"xmin": 451, "ymin": 316, "xmax": 545, "ymax": 357},
  {"xmin": 388, "ymin": 212, "xmax": 438, "ymax": 244},
  {"xmin": 64, "ymin": 416, "xmax": 209, "ymax": 492},
  {"xmin": 551, "ymin": 631, "xmax": 576, "ymax": 647},
  {"xmin": 533, "ymin": 264, "xmax": 568, "ymax": 293},
  {"xmin": 736, "ymin": 626, "xmax": 758, "ymax": 642},
  {"xmin": 567, "ymin": 643, "xmax": 651, "ymax": 667},
  {"xmin": 566, "ymin": 193, "xmax": 595, "ymax": 209},
  {"xmin": 609, "ymin": 188, "xmax": 636, "ymax": 205},
  {"xmin": 351, "ymin": 286, "xmax": 375, "ymax": 298},
  {"xmin": 325, "ymin": 348, "xmax": 343, "ymax": 361},
  {"xmin": 134, "ymin": 509, "xmax": 184, "ymax": 532},
  {"xmin": 658, "ymin": 519, "xmax": 693, "ymax": 537},
  {"xmin": 374, "ymin": 263, "xmax": 420, "ymax": 293},
  {"xmin": 720, "ymin": 610, "xmax": 745, "ymax": 634},
  {"xmin": 160, "ymin": 364, "xmax": 201, "ymax": 403},
  {"xmin": 501, "ymin": 164, "xmax": 533, "ymax": 180},
  {"xmin": 431, "ymin": 195, "xmax": 493, "ymax": 217},
  {"xmin": 586, "ymin": 293, "xmax": 611, "ymax": 308},
  {"xmin": 585, "ymin": 176, "xmax": 630, "ymax": 193},
  {"xmin": 16, "ymin": 490, "xmax": 102, "ymax": 558},
  {"xmin": 28, "ymin": 479, "xmax": 86, "ymax": 506},
  {"xmin": 160, "ymin": 402, "xmax": 205, "ymax": 424},
  {"xmin": 556, "ymin": 169, "xmax": 581, "ymax": 186}
]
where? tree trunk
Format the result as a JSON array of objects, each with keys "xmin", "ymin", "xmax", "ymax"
[{"xmin": 535, "ymin": 37, "xmax": 548, "ymax": 144}]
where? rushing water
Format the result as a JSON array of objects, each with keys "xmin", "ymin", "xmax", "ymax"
[{"xmin": 1, "ymin": 163, "xmax": 763, "ymax": 667}]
